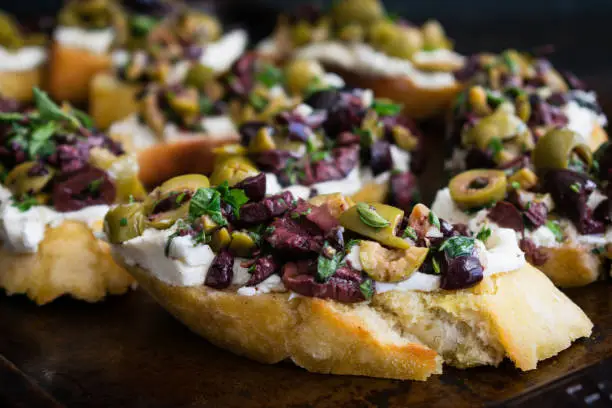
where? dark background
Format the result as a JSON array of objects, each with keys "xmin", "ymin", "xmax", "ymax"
[{"xmin": 2, "ymin": 0, "xmax": 611, "ymax": 81}]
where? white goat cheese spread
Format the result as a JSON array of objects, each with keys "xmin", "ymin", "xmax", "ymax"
[
  {"xmin": 199, "ymin": 29, "xmax": 248, "ymax": 74},
  {"xmin": 294, "ymin": 40, "xmax": 459, "ymax": 89},
  {"xmin": 432, "ymin": 187, "xmax": 612, "ymax": 250},
  {"xmin": 0, "ymin": 186, "xmax": 108, "ymax": 253},
  {"xmin": 55, "ymin": 26, "xmax": 115, "ymax": 54},
  {"xmin": 0, "ymin": 46, "xmax": 46, "ymax": 71},
  {"xmin": 109, "ymin": 114, "xmax": 237, "ymax": 151}
]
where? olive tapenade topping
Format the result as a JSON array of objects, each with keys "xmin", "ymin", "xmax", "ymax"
[{"xmin": 0, "ymin": 88, "xmax": 144, "ymax": 213}]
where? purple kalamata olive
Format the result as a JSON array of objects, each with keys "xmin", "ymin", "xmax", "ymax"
[
  {"xmin": 453, "ymin": 55, "xmax": 481, "ymax": 82},
  {"xmin": 304, "ymin": 89, "xmax": 342, "ymax": 111},
  {"xmin": 487, "ymin": 201, "xmax": 524, "ymax": 232},
  {"xmin": 251, "ymin": 149, "xmax": 297, "ymax": 173},
  {"xmin": 52, "ymin": 144, "xmax": 89, "ymax": 174},
  {"xmin": 594, "ymin": 142, "xmax": 612, "ymax": 182},
  {"xmin": 234, "ymin": 173, "xmax": 266, "ymax": 202},
  {"xmin": 287, "ymin": 122, "xmax": 310, "ymax": 142},
  {"xmin": 245, "ymin": 255, "xmax": 279, "ymax": 286},
  {"xmin": 465, "ymin": 148, "xmax": 496, "ymax": 170},
  {"xmin": 292, "ymin": 200, "xmax": 339, "ymax": 232},
  {"xmin": 322, "ymin": 104, "xmax": 364, "ymax": 138},
  {"xmin": 239, "ymin": 191, "xmax": 295, "ymax": 225},
  {"xmin": 52, "ymin": 166, "xmax": 116, "ymax": 212},
  {"xmin": 523, "ymin": 201, "xmax": 548, "ymax": 228},
  {"xmin": 562, "ymin": 71, "xmax": 587, "ymax": 90},
  {"xmin": 519, "ymin": 238, "xmax": 549, "ymax": 266},
  {"xmin": 388, "ymin": 171, "xmax": 418, "ymax": 213},
  {"xmin": 336, "ymin": 131, "xmax": 360, "ymax": 146},
  {"xmin": 266, "ymin": 216, "xmax": 323, "ymax": 254},
  {"xmin": 239, "ymin": 121, "xmax": 267, "ymax": 146},
  {"xmin": 369, "ymin": 140, "xmax": 392, "ymax": 175},
  {"xmin": 332, "ymin": 145, "xmax": 359, "ymax": 176},
  {"xmin": 542, "ymin": 169, "xmax": 604, "ymax": 234},
  {"xmin": 440, "ymin": 255, "xmax": 484, "ymax": 290},
  {"xmin": 205, "ymin": 250, "xmax": 234, "ymax": 289},
  {"xmin": 281, "ymin": 260, "xmax": 369, "ymax": 303}
]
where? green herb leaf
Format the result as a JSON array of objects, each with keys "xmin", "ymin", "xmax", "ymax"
[
  {"xmin": 511, "ymin": 181, "xmax": 521, "ymax": 190},
  {"xmin": 223, "ymin": 188, "xmax": 249, "ymax": 218},
  {"xmin": 0, "ymin": 112, "xmax": 25, "ymax": 121},
  {"xmin": 189, "ymin": 188, "xmax": 227, "ymax": 226},
  {"xmin": 248, "ymin": 93, "xmax": 268, "ymax": 112},
  {"xmin": 12, "ymin": 194, "xmax": 39, "ymax": 212},
  {"xmin": 402, "ymin": 226, "xmax": 417, "ymax": 241},
  {"xmin": 310, "ymin": 150, "xmax": 330, "ymax": 162},
  {"xmin": 502, "ymin": 51, "xmax": 519, "ymax": 74},
  {"xmin": 256, "ymin": 64, "xmax": 284, "ymax": 88},
  {"xmin": 176, "ymin": 192, "xmax": 187, "ymax": 205},
  {"xmin": 439, "ymin": 236, "xmax": 475, "ymax": 258},
  {"xmin": 570, "ymin": 183, "xmax": 581, "ymax": 193},
  {"xmin": 33, "ymin": 88, "xmax": 80, "ymax": 128},
  {"xmin": 193, "ymin": 230, "xmax": 209, "ymax": 246},
  {"xmin": 431, "ymin": 257, "xmax": 441, "ymax": 274},
  {"xmin": 488, "ymin": 137, "xmax": 504, "ymax": 156},
  {"xmin": 359, "ymin": 278, "xmax": 375, "ymax": 300},
  {"xmin": 476, "ymin": 226, "xmax": 491, "ymax": 242},
  {"xmin": 120, "ymin": 217, "xmax": 128, "ymax": 227},
  {"xmin": 28, "ymin": 122, "xmax": 57, "ymax": 159},
  {"xmin": 87, "ymin": 178, "xmax": 104, "ymax": 195},
  {"xmin": 130, "ymin": 14, "xmax": 158, "ymax": 36},
  {"xmin": 428, "ymin": 211, "xmax": 440, "ymax": 229},
  {"xmin": 592, "ymin": 246, "xmax": 606, "ymax": 255},
  {"xmin": 345, "ymin": 239, "xmax": 361, "ymax": 252},
  {"xmin": 545, "ymin": 220, "xmax": 564, "ymax": 243},
  {"xmin": 372, "ymin": 100, "xmax": 402, "ymax": 116},
  {"xmin": 316, "ymin": 242, "xmax": 342, "ymax": 282},
  {"xmin": 486, "ymin": 91, "xmax": 506, "ymax": 108},
  {"xmin": 356, "ymin": 202, "xmax": 390, "ymax": 229}
]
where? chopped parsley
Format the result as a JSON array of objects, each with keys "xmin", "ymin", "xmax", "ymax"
[
  {"xmin": 189, "ymin": 188, "xmax": 226, "ymax": 226},
  {"xmin": 119, "ymin": 217, "xmax": 128, "ymax": 227},
  {"xmin": 476, "ymin": 226, "xmax": 491, "ymax": 242},
  {"xmin": 193, "ymin": 230, "xmax": 209, "ymax": 246},
  {"xmin": 487, "ymin": 137, "xmax": 504, "ymax": 157},
  {"xmin": 511, "ymin": 181, "xmax": 521, "ymax": 190},
  {"xmin": 310, "ymin": 150, "xmax": 331, "ymax": 162},
  {"xmin": 165, "ymin": 221, "xmax": 188, "ymax": 257},
  {"xmin": 570, "ymin": 183, "xmax": 581, "ymax": 193},
  {"xmin": 345, "ymin": 239, "xmax": 361, "ymax": 252},
  {"xmin": 12, "ymin": 194, "xmax": 39, "ymax": 212},
  {"xmin": 215, "ymin": 181, "xmax": 249, "ymax": 218},
  {"xmin": 316, "ymin": 242, "xmax": 342, "ymax": 283},
  {"xmin": 592, "ymin": 246, "xmax": 606, "ymax": 255},
  {"xmin": 431, "ymin": 257, "xmax": 441, "ymax": 274},
  {"xmin": 402, "ymin": 226, "xmax": 418, "ymax": 241},
  {"xmin": 439, "ymin": 236, "xmax": 475, "ymax": 258},
  {"xmin": 248, "ymin": 93, "xmax": 268, "ymax": 112},
  {"xmin": 545, "ymin": 220, "xmax": 564, "ymax": 243},
  {"xmin": 175, "ymin": 192, "xmax": 187, "ymax": 205},
  {"xmin": 256, "ymin": 64, "xmax": 284, "ymax": 88},
  {"xmin": 359, "ymin": 278, "xmax": 375, "ymax": 300},
  {"xmin": 371, "ymin": 100, "xmax": 402, "ymax": 116},
  {"xmin": 130, "ymin": 14, "xmax": 158, "ymax": 36},
  {"xmin": 87, "ymin": 178, "xmax": 104, "ymax": 195},
  {"xmin": 428, "ymin": 211, "xmax": 440, "ymax": 229}
]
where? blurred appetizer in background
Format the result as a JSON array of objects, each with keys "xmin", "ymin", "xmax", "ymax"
[
  {"xmin": 448, "ymin": 50, "xmax": 607, "ymax": 173},
  {"xmin": 209, "ymin": 80, "xmax": 423, "ymax": 210},
  {"xmin": 91, "ymin": 2, "xmax": 247, "ymax": 128},
  {"xmin": 0, "ymin": 12, "xmax": 48, "ymax": 102},
  {"xmin": 111, "ymin": 54, "xmax": 346, "ymax": 186},
  {"xmin": 105, "ymin": 173, "xmax": 592, "ymax": 380},
  {"xmin": 0, "ymin": 88, "xmax": 145, "ymax": 304},
  {"xmin": 48, "ymin": 0, "xmax": 128, "ymax": 103},
  {"xmin": 258, "ymin": 0, "xmax": 464, "ymax": 119}
]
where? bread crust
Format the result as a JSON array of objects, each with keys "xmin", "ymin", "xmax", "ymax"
[
  {"xmin": 324, "ymin": 65, "xmax": 463, "ymax": 120},
  {"xmin": 0, "ymin": 67, "xmax": 44, "ymax": 102},
  {"xmin": 90, "ymin": 73, "xmax": 142, "ymax": 130},
  {"xmin": 48, "ymin": 42, "xmax": 112, "ymax": 103},
  {"xmin": 124, "ymin": 262, "xmax": 592, "ymax": 380},
  {"xmin": 0, "ymin": 221, "xmax": 134, "ymax": 305}
]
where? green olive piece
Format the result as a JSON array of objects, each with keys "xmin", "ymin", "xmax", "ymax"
[
  {"xmin": 332, "ymin": 0, "xmax": 385, "ymax": 28},
  {"xmin": 284, "ymin": 59, "xmax": 325, "ymax": 96},
  {"xmin": 185, "ymin": 64, "xmax": 215, "ymax": 90},
  {"xmin": 449, "ymin": 169, "xmax": 507, "ymax": 210},
  {"xmin": 339, "ymin": 203, "xmax": 410, "ymax": 249},
  {"xmin": 338, "ymin": 24, "xmax": 364, "ymax": 42},
  {"xmin": 209, "ymin": 156, "xmax": 259, "ymax": 186},
  {"xmin": 180, "ymin": 12, "xmax": 221, "ymax": 42},
  {"xmin": 4, "ymin": 162, "xmax": 54, "ymax": 197},
  {"xmin": 532, "ymin": 129, "xmax": 592, "ymax": 172},
  {"xmin": 228, "ymin": 231, "xmax": 256, "ymax": 257},
  {"xmin": 210, "ymin": 227, "xmax": 231, "ymax": 252},
  {"xmin": 168, "ymin": 88, "xmax": 200, "ymax": 116},
  {"xmin": 159, "ymin": 174, "xmax": 210, "ymax": 195},
  {"xmin": 359, "ymin": 240, "xmax": 429, "ymax": 282},
  {"xmin": 248, "ymin": 127, "xmax": 277, "ymax": 154},
  {"xmin": 290, "ymin": 21, "xmax": 313, "ymax": 47},
  {"xmin": 387, "ymin": 25, "xmax": 423, "ymax": 60},
  {"xmin": 421, "ymin": 20, "xmax": 451, "ymax": 50},
  {"xmin": 463, "ymin": 106, "xmax": 528, "ymax": 151},
  {"xmin": 104, "ymin": 203, "xmax": 146, "ymax": 244}
]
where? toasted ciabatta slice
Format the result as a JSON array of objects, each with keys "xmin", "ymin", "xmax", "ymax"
[
  {"xmin": 125, "ymin": 262, "xmax": 592, "ymax": 380},
  {"xmin": 90, "ymin": 73, "xmax": 142, "ymax": 130},
  {"xmin": 0, "ymin": 67, "xmax": 44, "ymax": 102},
  {"xmin": 0, "ymin": 221, "xmax": 134, "ymax": 305},
  {"xmin": 48, "ymin": 42, "xmax": 112, "ymax": 103}
]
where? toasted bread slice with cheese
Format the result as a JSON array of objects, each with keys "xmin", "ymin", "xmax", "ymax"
[
  {"xmin": 124, "ymin": 262, "xmax": 592, "ymax": 380},
  {"xmin": 90, "ymin": 73, "xmax": 142, "ymax": 130},
  {"xmin": 0, "ymin": 67, "xmax": 44, "ymax": 102}
]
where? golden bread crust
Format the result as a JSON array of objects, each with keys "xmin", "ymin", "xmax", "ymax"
[
  {"xmin": 588, "ymin": 123, "xmax": 608, "ymax": 152},
  {"xmin": 124, "ymin": 261, "xmax": 592, "ymax": 380},
  {"xmin": 0, "ymin": 67, "xmax": 44, "ymax": 102},
  {"xmin": 0, "ymin": 221, "xmax": 134, "ymax": 305},
  {"xmin": 48, "ymin": 42, "xmax": 112, "ymax": 103},
  {"xmin": 538, "ymin": 244, "xmax": 601, "ymax": 288},
  {"xmin": 324, "ymin": 65, "xmax": 463, "ymax": 120},
  {"xmin": 90, "ymin": 73, "xmax": 142, "ymax": 130}
]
